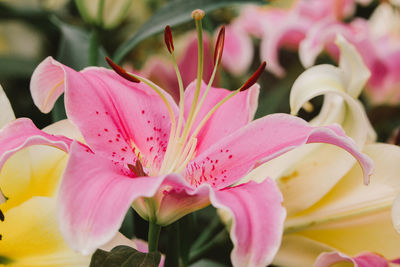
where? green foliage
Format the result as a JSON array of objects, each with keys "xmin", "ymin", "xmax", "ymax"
[{"xmin": 90, "ymin": 245, "xmax": 161, "ymax": 267}]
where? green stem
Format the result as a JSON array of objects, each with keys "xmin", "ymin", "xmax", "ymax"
[
  {"xmin": 188, "ymin": 229, "xmax": 228, "ymax": 264},
  {"xmin": 191, "ymin": 216, "xmax": 222, "ymax": 250},
  {"xmin": 148, "ymin": 221, "xmax": 161, "ymax": 252},
  {"xmin": 89, "ymin": 28, "xmax": 99, "ymax": 66}
]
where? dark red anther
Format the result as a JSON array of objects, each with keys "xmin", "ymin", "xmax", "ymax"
[
  {"xmin": 105, "ymin": 57, "xmax": 140, "ymax": 83},
  {"xmin": 127, "ymin": 159, "xmax": 147, "ymax": 177},
  {"xmin": 239, "ymin": 61, "xmax": 266, "ymax": 92},
  {"xmin": 164, "ymin": 25, "xmax": 174, "ymax": 54},
  {"xmin": 214, "ymin": 25, "xmax": 225, "ymax": 66}
]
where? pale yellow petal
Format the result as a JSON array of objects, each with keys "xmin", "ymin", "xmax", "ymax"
[
  {"xmin": 0, "ymin": 84, "xmax": 15, "ymax": 128},
  {"xmin": 285, "ymin": 143, "xmax": 400, "ymax": 229},
  {"xmin": 392, "ymin": 194, "xmax": 400, "ymax": 234},
  {"xmin": 297, "ymin": 208, "xmax": 400, "ymax": 259},
  {"xmin": 335, "ymin": 35, "xmax": 371, "ymax": 99},
  {"xmin": 42, "ymin": 119, "xmax": 83, "ymax": 142},
  {"xmin": 0, "ymin": 196, "xmax": 90, "ymax": 266},
  {"xmin": 273, "ymin": 235, "xmax": 334, "ymax": 267},
  {"xmin": 0, "ymin": 148, "xmax": 31, "ymax": 208}
]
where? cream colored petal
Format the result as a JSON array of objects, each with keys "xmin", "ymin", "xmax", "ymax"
[
  {"xmin": 297, "ymin": 208, "xmax": 400, "ymax": 259},
  {"xmin": 0, "ymin": 84, "xmax": 15, "ymax": 128},
  {"xmin": 392, "ymin": 194, "xmax": 400, "ymax": 234},
  {"xmin": 273, "ymin": 235, "xmax": 334, "ymax": 267},
  {"xmin": 0, "ymin": 196, "xmax": 90, "ymax": 266},
  {"xmin": 335, "ymin": 35, "xmax": 371, "ymax": 99},
  {"xmin": 285, "ymin": 143, "xmax": 400, "ymax": 230},
  {"xmin": 27, "ymin": 145, "xmax": 68, "ymax": 197},
  {"xmin": 42, "ymin": 119, "xmax": 83, "ymax": 142}
]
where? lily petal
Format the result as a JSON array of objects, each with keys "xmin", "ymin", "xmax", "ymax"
[
  {"xmin": 260, "ymin": 13, "xmax": 311, "ymax": 77},
  {"xmin": 221, "ymin": 24, "xmax": 254, "ymax": 76},
  {"xmin": 187, "ymin": 113, "xmax": 373, "ymax": 189},
  {"xmin": 184, "ymin": 80, "xmax": 259, "ymax": 154},
  {"xmin": 314, "ymin": 251, "xmax": 389, "ymax": 267},
  {"xmin": 0, "ymin": 196, "xmax": 90, "ymax": 267},
  {"xmin": 30, "ymin": 56, "xmax": 66, "ymax": 113},
  {"xmin": 65, "ymin": 66, "xmax": 179, "ymax": 171},
  {"xmin": 0, "ymin": 118, "xmax": 72, "ymax": 169},
  {"xmin": 336, "ymin": 35, "xmax": 371, "ymax": 98},
  {"xmin": 285, "ymin": 143, "xmax": 400, "ymax": 230},
  {"xmin": 209, "ymin": 179, "xmax": 286, "ymax": 267},
  {"xmin": 273, "ymin": 235, "xmax": 334, "ymax": 267},
  {"xmin": 0, "ymin": 84, "xmax": 15, "ymax": 127},
  {"xmin": 58, "ymin": 141, "xmax": 179, "ymax": 254},
  {"xmin": 392, "ymin": 194, "xmax": 400, "ymax": 234}
]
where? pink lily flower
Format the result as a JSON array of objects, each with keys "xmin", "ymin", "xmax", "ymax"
[
  {"xmin": 221, "ymin": 0, "xmax": 371, "ymax": 77},
  {"xmin": 1, "ymin": 13, "xmax": 373, "ymax": 267},
  {"xmin": 299, "ymin": 3, "xmax": 400, "ymax": 105}
]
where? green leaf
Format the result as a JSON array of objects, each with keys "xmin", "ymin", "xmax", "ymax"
[
  {"xmin": 113, "ymin": 0, "xmax": 266, "ymax": 63},
  {"xmin": 90, "ymin": 245, "xmax": 162, "ymax": 267}
]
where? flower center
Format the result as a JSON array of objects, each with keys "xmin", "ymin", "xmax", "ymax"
[{"xmin": 106, "ymin": 9, "xmax": 266, "ymax": 177}]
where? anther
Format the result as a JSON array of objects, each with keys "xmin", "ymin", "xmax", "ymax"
[
  {"xmin": 191, "ymin": 9, "xmax": 205, "ymax": 20},
  {"xmin": 105, "ymin": 57, "xmax": 140, "ymax": 83},
  {"xmin": 239, "ymin": 61, "xmax": 266, "ymax": 91},
  {"xmin": 164, "ymin": 25, "xmax": 174, "ymax": 54},
  {"xmin": 127, "ymin": 159, "xmax": 147, "ymax": 177},
  {"xmin": 214, "ymin": 25, "xmax": 225, "ymax": 67},
  {"xmin": 0, "ymin": 209, "xmax": 3, "ymax": 222}
]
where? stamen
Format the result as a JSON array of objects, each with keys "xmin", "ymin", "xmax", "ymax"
[
  {"xmin": 239, "ymin": 61, "xmax": 266, "ymax": 91},
  {"xmin": 191, "ymin": 9, "xmax": 205, "ymax": 20},
  {"xmin": 178, "ymin": 10, "xmax": 205, "ymax": 143},
  {"xmin": 0, "ymin": 209, "xmax": 4, "ymax": 222},
  {"xmin": 174, "ymin": 138, "xmax": 198, "ymax": 173},
  {"xmin": 164, "ymin": 25, "xmax": 174, "ymax": 54},
  {"xmin": 128, "ymin": 159, "xmax": 147, "ymax": 177},
  {"xmin": 105, "ymin": 57, "xmax": 140, "ymax": 83},
  {"xmin": 213, "ymin": 26, "xmax": 225, "ymax": 67}
]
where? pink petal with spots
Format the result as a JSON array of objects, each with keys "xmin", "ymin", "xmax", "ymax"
[
  {"xmin": 221, "ymin": 24, "xmax": 254, "ymax": 76},
  {"xmin": 30, "ymin": 56, "xmax": 66, "ymax": 113},
  {"xmin": 314, "ymin": 251, "xmax": 389, "ymax": 267},
  {"xmin": 183, "ymin": 80, "xmax": 259, "ymax": 155},
  {"xmin": 59, "ymin": 64, "xmax": 179, "ymax": 172},
  {"xmin": 58, "ymin": 141, "xmax": 180, "ymax": 254},
  {"xmin": 186, "ymin": 114, "xmax": 373, "ymax": 189},
  {"xmin": 0, "ymin": 118, "xmax": 73, "ymax": 169},
  {"xmin": 209, "ymin": 179, "xmax": 285, "ymax": 267}
]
